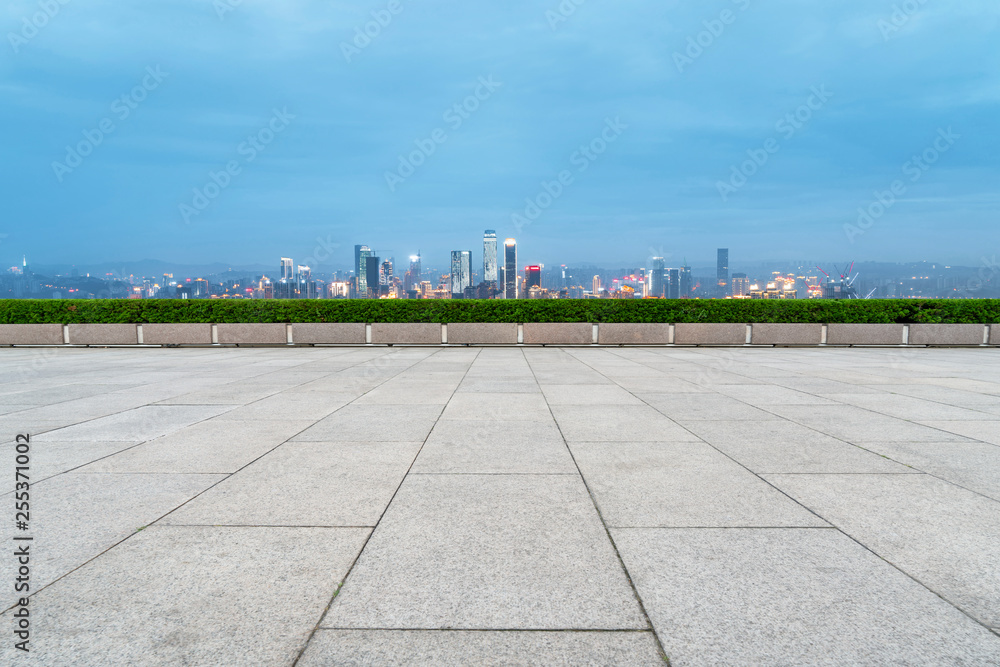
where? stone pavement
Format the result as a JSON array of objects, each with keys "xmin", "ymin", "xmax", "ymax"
[{"xmin": 1, "ymin": 346, "xmax": 1000, "ymax": 665}]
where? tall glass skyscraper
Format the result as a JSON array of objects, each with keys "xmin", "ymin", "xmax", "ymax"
[
  {"xmin": 356, "ymin": 245, "xmax": 373, "ymax": 296},
  {"xmin": 717, "ymin": 248, "xmax": 730, "ymax": 297},
  {"xmin": 504, "ymin": 239, "xmax": 517, "ymax": 299},
  {"xmin": 668, "ymin": 268, "xmax": 680, "ymax": 299},
  {"xmin": 680, "ymin": 265, "xmax": 692, "ymax": 298},
  {"xmin": 280, "ymin": 257, "xmax": 293, "ymax": 281},
  {"xmin": 364, "ymin": 255, "xmax": 380, "ymax": 298},
  {"xmin": 451, "ymin": 251, "xmax": 472, "ymax": 298},
  {"xmin": 483, "ymin": 230, "xmax": 498, "ymax": 286},
  {"xmin": 651, "ymin": 257, "xmax": 665, "ymax": 298}
]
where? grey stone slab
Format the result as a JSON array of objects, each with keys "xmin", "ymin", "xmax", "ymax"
[
  {"xmin": 0, "ymin": 323, "xmax": 64, "ymax": 345},
  {"xmin": 541, "ymin": 384, "xmax": 644, "ymax": 405},
  {"xmin": 293, "ymin": 404, "xmax": 442, "ymax": 442},
  {"xmin": 550, "ymin": 405, "xmax": 699, "ymax": 441},
  {"xmin": 214, "ymin": 392, "xmax": 356, "ymax": 420},
  {"xmin": 522, "ymin": 323, "xmax": 593, "ymax": 346},
  {"xmin": 766, "ymin": 404, "xmax": 973, "ymax": 444},
  {"xmin": 572, "ymin": 441, "xmax": 827, "ymax": 527},
  {"xmin": 299, "ymin": 630, "xmax": 662, "ymax": 666},
  {"xmin": 828, "ymin": 392, "xmax": 998, "ymax": 421},
  {"xmin": 860, "ymin": 440, "xmax": 1000, "ymax": 502},
  {"xmin": 157, "ymin": 382, "xmax": 289, "ymax": 404},
  {"xmin": 0, "ymin": 439, "xmax": 142, "ymax": 487},
  {"xmin": 909, "ymin": 324, "xmax": 986, "ymax": 346},
  {"xmin": 642, "ymin": 393, "xmax": 779, "ymax": 421},
  {"xmin": 0, "ymin": 473, "xmax": 223, "ymax": 592},
  {"xmin": 323, "ymin": 475, "xmax": 646, "ymax": 629},
  {"xmin": 674, "ymin": 323, "xmax": 746, "ymax": 345},
  {"xmin": 614, "ymin": 527, "xmax": 1000, "ymax": 666},
  {"xmin": 291, "ymin": 322, "xmax": 367, "ymax": 345},
  {"xmin": 162, "ymin": 441, "xmax": 422, "ymax": 527},
  {"xmin": 35, "ymin": 405, "xmax": 230, "ymax": 442},
  {"xmin": 0, "ymin": 526, "xmax": 369, "ymax": 666},
  {"xmin": 680, "ymin": 420, "xmax": 917, "ymax": 474},
  {"xmin": 141, "ymin": 323, "xmax": 213, "ymax": 345},
  {"xmin": 81, "ymin": 419, "xmax": 314, "ymax": 473},
  {"xmin": 352, "ymin": 383, "xmax": 457, "ymax": 405},
  {"xmin": 765, "ymin": 473, "xmax": 1000, "ymax": 627},
  {"xmin": 598, "ymin": 323, "xmax": 671, "ymax": 345},
  {"xmin": 751, "ymin": 323, "xmax": 823, "ymax": 346},
  {"xmin": 918, "ymin": 420, "xmax": 1000, "ymax": 445},
  {"xmin": 371, "ymin": 323, "xmax": 442, "ymax": 345},
  {"xmin": 457, "ymin": 378, "xmax": 542, "ymax": 393},
  {"xmin": 67, "ymin": 323, "xmax": 138, "ymax": 346},
  {"xmin": 991, "ymin": 324, "xmax": 1000, "ymax": 345},
  {"xmin": 413, "ymin": 419, "xmax": 575, "ymax": 474},
  {"xmin": 440, "ymin": 392, "xmax": 552, "ymax": 421},
  {"xmin": 447, "ymin": 322, "xmax": 518, "ymax": 345},
  {"xmin": 216, "ymin": 323, "xmax": 288, "ymax": 345},
  {"xmin": 711, "ymin": 383, "xmax": 836, "ymax": 406},
  {"xmin": 827, "ymin": 323, "xmax": 905, "ymax": 346}
]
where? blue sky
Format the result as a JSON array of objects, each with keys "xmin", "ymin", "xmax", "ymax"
[{"xmin": 2, "ymin": 0, "xmax": 998, "ymax": 272}]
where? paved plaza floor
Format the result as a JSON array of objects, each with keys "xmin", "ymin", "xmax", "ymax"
[{"xmin": 2, "ymin": 345, "xmax": 1000, "ymax": 665}]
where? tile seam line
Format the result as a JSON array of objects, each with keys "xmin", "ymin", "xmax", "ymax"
[
  {"xmin": 593, "ymin": 347, "xmax": 1000, "ymax": 504},
  {"xmin": 566, "ymin": 348, "xmax": 1000, "ymax": 636},
  {"xmin": 291, "ymin": 346, "xmax": 482, "ymax": 667},
  {"xmin": 0, "ymin": 348, "xmax": 425, "ymax": 614},
  {"xmin": 313, "ymin": 627, "xmax": 659, "ymax": 633},
  {"xmin": 522, "ymin": 347, "xmax": 671, "ymax": 665}
]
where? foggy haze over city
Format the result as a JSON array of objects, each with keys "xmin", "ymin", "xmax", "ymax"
[{"xmin": 3, "ymin": 1, "xmax": 998, "ymax": 273}]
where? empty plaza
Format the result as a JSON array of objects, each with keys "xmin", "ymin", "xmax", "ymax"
[{"xmin": 2, "ymin": 345, "xmax": 1000, "ymax": 665}]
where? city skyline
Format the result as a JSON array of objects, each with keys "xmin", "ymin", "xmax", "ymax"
[{"xmin": 3, "ymin": 2, "xmax": 998, "ymax": 269}]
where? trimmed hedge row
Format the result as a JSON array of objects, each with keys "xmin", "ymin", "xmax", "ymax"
[{"xmin": 1, "ymin": 299, "xmax": 999, "ymax": 324}]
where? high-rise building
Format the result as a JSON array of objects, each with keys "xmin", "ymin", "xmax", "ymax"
[
  {"xmin": 717, "ymin": 248, "xmax": 730, "ymax": 297},
  {"xmin": 668, "ymin": 268, "xmax": 680, "ymax": 299},
  {"xmin": 451, "ymin": 251, "xmax": 472, "ymax": 298},
  {"xmin": 680, "ymin": 265, "xmax": 692, "ymax": 298},
  {"xmin": 483, "ymin": 230, "xmax": 498, "ymax": 286},
  {"xmin": 504, "ymin": 239, "xmax": 518, "ymax": 299},
  {"xmin": 650, "ymin": 257, "xmax": 665, "ymax": 298},
  {"xmin": 365, "ymin": 255, "xmax": 380, "ymax": 298},
  {"xmin": 356, "ymin": 246, "xmax": 373, "ymax": 296},
  {"xmin": 280, "ymin": 257, "xmax": 293, "ymax": 281},
  {"xmin": 381, "ymin": 259, "xmax": 393, "ymax": 287},
  {"xmin": 732, "ymin": 273, "xmax": 750, "ymax": 297},
  {"xmin": 525, "ymin": 265, "xmax": 541, "ymax": 290},
  {"xmin": 405, "ymin": 254, "xmax": 421, "ymax": 293},
  {"xmin": 592, "ymin": 275, "xmax": 601, "ymax": 296}
]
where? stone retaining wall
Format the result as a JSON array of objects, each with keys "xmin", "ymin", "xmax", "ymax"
[{"xmin": 1, "ymin": 323, "xmax": 997, "ymax": 347}]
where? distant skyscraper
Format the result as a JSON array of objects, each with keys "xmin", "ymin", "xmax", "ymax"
[
  {"xmin": 356, "ymin": 246, "xmax": 373, "ymax": 296},
  {"xmin": 364, "ymin": 255, "xmax": 380, "ymax": 298},
  {"xmin": 280, "ymin": 257, "xmax": 293, "ymax": 281},
  {"xmin": 680, "ymin": 265, "xmax": 692, "ymax": 298},
  {"xmin": 451, "ymin": 251, "xmax": 472, "ymax": 298},
  {"xmin": 668, "ymin": 268, "xmax": 680, "ymax": 299},
  {"xmin": 525, "ymin": 265, "xmax": 541, "ymax": 290},
  {"xmin": 593, "ymin": 275, "xmax": 601, "ymax": 296},
  {"xmin": 381, "ymin": 259, "xmax": 393, "ymax": 287},
  {"xmin": 405, "ymin": 253, "xmax": 421, "ymax": 293},
  {"xmin": 483, "ymin": 230, "xmax": 498, "ymax": 286},
  {"xmin": 732, "ymin": 273, "xmax": 750, "ymax": 297},
  {"xmin": 504, "ymin": 239, "xmax": 518, "ymax": 299},
  {"xmin": 717, "ymin": 248, "xmax": 730, "ymax": 297},
  {"xmin": 651, "ymin": 257, "xmax": 665, "ymax": 298}
]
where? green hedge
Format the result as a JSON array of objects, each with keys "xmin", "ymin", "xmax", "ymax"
[{"xmin": 1, "ymin": 299, "xmax": 998, "ymax": 324}]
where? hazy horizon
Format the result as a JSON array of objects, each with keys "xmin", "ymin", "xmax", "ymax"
[{"xmin": 4, "ymin": 1, "xmax": 998, "ymax": 271}]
